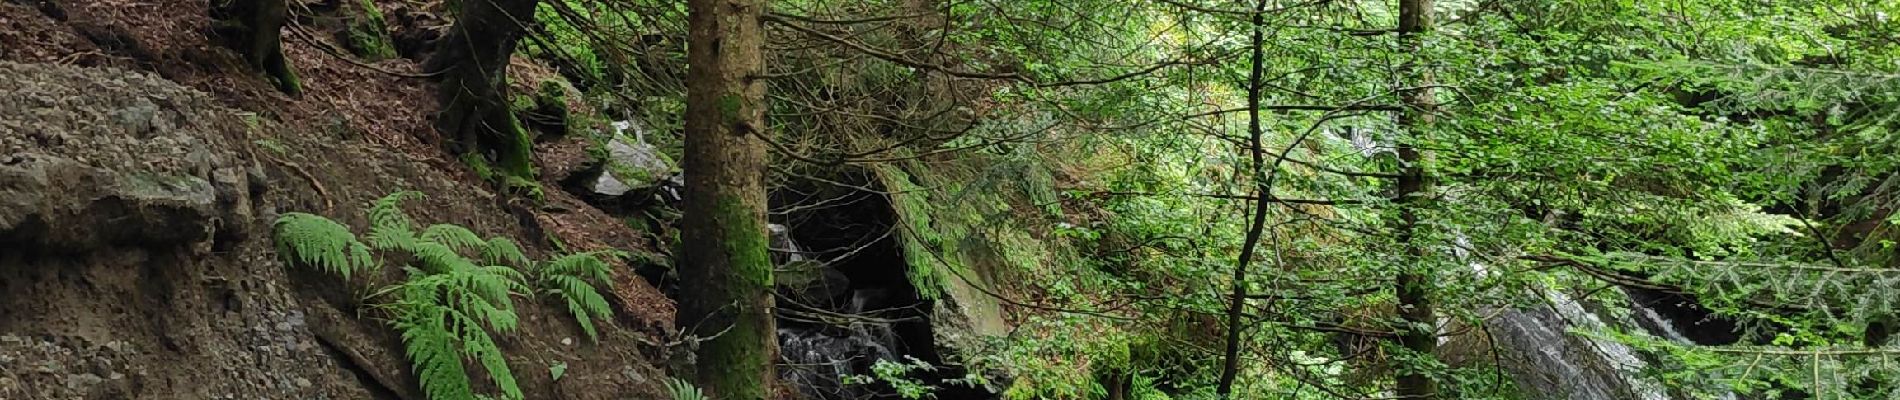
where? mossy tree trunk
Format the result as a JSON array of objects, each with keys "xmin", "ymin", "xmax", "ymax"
[
  {"xmin": 679, "ymin": 0, "xmax": 776, "ymax": 397},
  {"xmin": 210, "ymin": 0, "xmax": 301, "ymax": 95},
  {"xmin": 424, "ymin": 0, "xmax": 541, "ymax": 180},
  {"xmin": 1393, "ymin": 0, "xmax": 1439, "ymax": 398}
]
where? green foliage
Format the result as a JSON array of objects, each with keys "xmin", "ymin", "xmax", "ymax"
[
  {"xmin": 513, "ymin": 0, "xmax": 1899, "ymax": 396},
  {"xmin": 843, "ymin": 357, "xmax": 941, "ymax": 399},
  {"xmin": 380, "ymin": 263, "xmax": 527, "ymax": 400},
  {"xmin": 272, "ymin": 192, "xmax": 620, "ymax": 400},
  {"xmin": 363, "ymin": 192, "xmax": 528, "ymax": 400},
  {"xmin": 533, "ymin": 251, "xmax": 618, "ymax": 341},
  {"xmin": 345, "ymin": 0, "xmax": 396, "ymax": 60},
  {"xmin": 664, "ymin": 378, "xmax": 707, "ymax": 400},
  {"xmin": 274, "ymin": 212, "xmax": 377, "ymax": 279},
  {"xmin": 548, "ymin": 361, "xmax": 568, "ymax": 381}
]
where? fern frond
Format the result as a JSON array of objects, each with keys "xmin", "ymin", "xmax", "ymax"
[
  {"xmin": 369, "ymin": 191, "xmax": 424, "ymax": 234},
  {"xmin": 547, "ymin": 274, "xmax": 613, "ymax": 341},
  {"xmin": 477, "ymin": 265, "xmax": 532, "ymax": 291},
  {"xmin": 448, "ymin": 307, "xmax": 522, "ymax": 400},
  {"xmin": 273, "ymin": 212, "xmax": 377, "ymax": 279},
  {"xmin": 543, "ymin": 252, "xmax": 615, "ymax": 283},
  {"xmin": 394, "ymin": 302, "xmax": 477, "ymax": 400},
  {"xmin": 367, "ymin": 223, "xmax": 420, "ymax": 252},
  {"xmin": 666, "ymin": 378, "xmax": 707, "ymax": 400},
  {"xmin": 422, "ymin": 224, "xmax": 487, "ymax": 255},
  {"xmin": 482, "ymin": 237, "xmax": 530, "ymax": 267},
  {"xmin": 411, "ymin": 242, "xmax": 480, "ymax": 274}
]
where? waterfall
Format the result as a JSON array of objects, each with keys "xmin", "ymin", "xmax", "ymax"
[{"xmin": 770, "ymin": 223, "xmax": 915, "ymax": 400}]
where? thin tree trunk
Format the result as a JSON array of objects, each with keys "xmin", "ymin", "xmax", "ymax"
[
  {"xmin": 1216, "ymin": 0, "xmax": 1270, "ymax": 397},
  {"xmin": 425, "ymin": 0, "xmax": 541, "ymax": 179},
  {"xmin": 679, "ymin": 0, "xmax": 776, "ymax": 398},
  {"xmin": 210, "ymin": 0, "xmax": 300, "ymax": 95},
  {"xmin": 1393, "ymin": 0, "xmax": 1438, "ymax": 398}
]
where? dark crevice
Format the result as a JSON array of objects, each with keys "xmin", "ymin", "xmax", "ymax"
[
  {"xmin": 313, "ymin": 332, "xmax": 405, "ymax": 400},
  {"xmin": 771, "ymin": 169, "xmax": 989, "ymax": 400}
]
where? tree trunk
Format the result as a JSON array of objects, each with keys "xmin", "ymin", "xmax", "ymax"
[
  {"xmin": 425, "ymin": 0, "xmax": 541, "ymax": 180},
  {"xmin": 1215, "ymin": 1, "xmax": 1270, "ymax": 397},
  {"xmin": 679, "ymin": 0, "xmax": 776, "ymax": 398},
  {"xmin": 210, "ymin": 0, "xmax": 300, "ymax": 95},
  {"xmin": 1393, "ymin": 0, "xmax": 1438, "ymax": 398}
]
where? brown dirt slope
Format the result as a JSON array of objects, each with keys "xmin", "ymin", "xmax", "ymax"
[{"xmin": 0, "ymin": 1, "xmax": 677, "ymax": 399}]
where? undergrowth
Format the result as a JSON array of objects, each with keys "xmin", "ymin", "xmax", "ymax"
[{"xmin": 273, "ymin": 191, "xmax": 620, "ymax": 400}]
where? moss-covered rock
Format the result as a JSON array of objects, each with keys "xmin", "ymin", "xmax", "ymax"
[
  {"xmin": 342, "ymin": 0, "xmax": 396, "ymax": 60},
  {"xmin": 513, "ymin": 77, "xmax": 578, "ymax": 139},
  {"xmin": 577, "ymin": 124, "xmax": 676, "ymax": 198}
]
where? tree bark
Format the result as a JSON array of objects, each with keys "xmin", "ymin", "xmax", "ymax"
[
  {"xmin": 425, "ymin": 0, "xmax": 541, "ymax": 179},
  {"xmin": 210, "ymin": 0, "xmax": 300, "ymax": 95},
  {"xmin": 679, "ymin": 0, "xmax": 776, "ymax": 398},
  {"xmin": 1393, "ymin": 0, "xmax": 1438, "ymax": 398},
  {"xmin": 1215, "ymin": 0, "xmax": 1270, "ymax": 397}
]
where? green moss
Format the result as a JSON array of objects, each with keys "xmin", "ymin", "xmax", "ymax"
[
  {"xmin": 495, "ymin": 113, "xmax": 537, "ymax": 180},
  {"xmin": 687, "ymin": 194, "xmax": 775, "ymax": 399},
  {"xmin": 717, "ymin": 194, "xmax": 774, "ymax": 288},
  {"xmin": 461, "ymin": 152, "xmax": 496, "ymax": 181},
  {"xmin": 503, "ymin": 175, "xmax": 544, "ymax": 202},
  {"xmin": 268, "ymin": 60, "xmax": 302, "ymax": 96},
  {"xmin": 876, "ymin": 164, "xmax": 949, "ymax": 298},
  {"xmin": 717, "ymin": 94, "xmax": 743, "ymax": 121},
  {"xmin": 346, "ymin": 0, "xmax": 396, "ymax": 60}
]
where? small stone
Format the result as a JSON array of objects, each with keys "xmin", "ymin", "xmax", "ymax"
[
  {"xmin": 561, "ymin": 337, "xmax": 573, "ymax": 346},
  {"xmin": 620, "ymin": 366, "xmax": 647, "ymax": 384},
  {"xmin": 64, "ymin": 373, "xmax": 103, "ymax": 389},
  {"xmin": 275, "ymin": 321, "xmax": 293, "ymax": 332},
  {"xmin": 294, "ymin": 378, "xmax": 312, "ymax": 388}
]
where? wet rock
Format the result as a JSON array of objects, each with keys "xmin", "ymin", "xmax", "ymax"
[
  {"xmin": 767, "ymin": 224, "xmax": 851, "ymax": 304},
  {"xmin": 555, "ymin": 120, "xmax": 682, "ymax": 214},
  {"xmin": 587, "ymin": 127, "xmax": 675, "ymax": 198}
]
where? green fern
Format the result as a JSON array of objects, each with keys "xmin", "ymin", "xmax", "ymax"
[
  {"xmin": 422, "ymin": 224, "xmax": 488, "ymax": 254},
  {"xmin": 385, "ymin": 272, "xmax": 523, "ymax": 400},
  {"xmin": 369, "ymin": 191, "xmax": 421, "ymax": 229},
  {"xmin": 665, "ymin": 378, "xmax": 707, "ymax": 400},
  {"xmin": 483, "ymin": 237, "xmax": 530, "ymax": 267},
  {"xmin": 272, "ymin": 191, "xmax": 616, "ymax": 400},
  {"xmin": 379, "ymin": 265, "xmax": 525, "ymax": 400},
  {"xmin": 362, "ymin": 193, "xmax": 529, "ymax": 400},
  {"xmin": 273, "ymin": 212, "xmax": 377, "ymax": 279},
  {"xmin": 534, "ymin": 252, "xmax": 618, "ymax": 341}
]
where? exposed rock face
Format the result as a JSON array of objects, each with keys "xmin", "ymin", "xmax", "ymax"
[
  {"xmin": 588, "ymin": 121, "xmax": 677, "ymax": 198},
  {"xmin": 0, "ymin": 61, "xmax": 672, "ymax": 400},
  {"xmin": 0, "ymin": 61, "xmax": 261, "ymax": 252},
  {"xmin": 768, "ymin": 223, "xmax": 853, "ymax": 306},
  {"xmin": 0, "ymin": 61, "xmax": 365, "ymax": 400}
]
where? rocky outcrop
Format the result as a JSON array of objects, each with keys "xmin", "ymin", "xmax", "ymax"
[
  {"xmin": 0, "ymin": 62, "xmax": 263, "ymax": 252},
  {"xmin": 0, "ymin": 61, "xmax": 671, "ymax": 400},
  {"xmin": 0, "ymin": 61, "xmax": 364, "ymax": 399},
  {"xmin": 555, "ymin": 120, "xmax": 680, "ymax": 209}
]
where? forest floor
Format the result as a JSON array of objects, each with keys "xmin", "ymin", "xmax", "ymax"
[{"xmin": 0, "ymin": 1, "xmax": 677, "ymax": 398}]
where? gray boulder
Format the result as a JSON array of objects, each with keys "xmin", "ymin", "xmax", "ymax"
[{"xmin": 581, "ymin": 121, "xmax": 677, "ymax": 200}]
